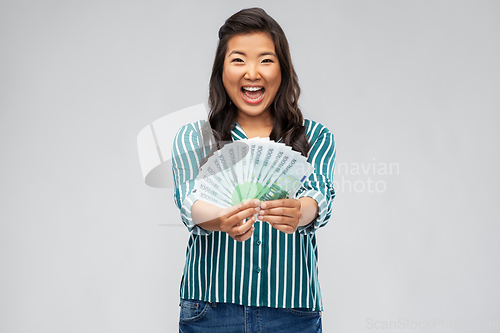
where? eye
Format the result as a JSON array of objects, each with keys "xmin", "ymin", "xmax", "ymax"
[
  {"xmin": 262, "ymin": 59, "xmax": 274, "ymax": 63},
  {"xmin": 231, "ymin": 58, "xmax": 244, "ymax": 63}
]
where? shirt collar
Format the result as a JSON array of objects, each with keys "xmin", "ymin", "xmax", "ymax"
[{"xmin": 231, "ymin": 122, "xmax": 283, "ymax": 143}]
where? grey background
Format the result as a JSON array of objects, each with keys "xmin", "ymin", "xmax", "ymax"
[{"xmin": 1, "ymin": 0, "xmax": 499, "ymax": 332}]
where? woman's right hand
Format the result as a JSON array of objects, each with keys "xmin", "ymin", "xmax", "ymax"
[
  {"xmin": 217, "ymin": 199, "xmax": 261, "ymax": 242},
  {"xmin": 192, "ymin": 199, "xmax": 261, "ymax": 241}
]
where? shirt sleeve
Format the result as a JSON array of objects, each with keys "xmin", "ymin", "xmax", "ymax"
[
  {"xmin": 295, "ymin": 122, "xmax": 336, "ymax": 235},
  {"xmin": 171, "ymin": 121, "xmax": 213, "ymax": 235}
]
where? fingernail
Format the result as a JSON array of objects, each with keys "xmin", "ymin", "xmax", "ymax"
[
  {"xmin": 255, "ymin": 207, "xmax": 261, "ymax": 212},
  {"xmin": 253, "ymin": 199, "xmax": 260, "ymax": 205},
  {"xmin": 261, "ymin": 203, "xmax": 267, "ymax": 208},
  {"xmin": 258, "ymin": 210, "xmax": 264, "ymax": 215}
]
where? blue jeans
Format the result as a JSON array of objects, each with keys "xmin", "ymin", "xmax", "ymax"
[{"xmin": 179, "ymin": 299, "xmax": 322, "ymax": 333}]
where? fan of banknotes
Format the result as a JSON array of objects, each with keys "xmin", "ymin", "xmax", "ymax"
[{"xmin": 193, "ymin": 138, "xmax": 315, "ymax": 208}]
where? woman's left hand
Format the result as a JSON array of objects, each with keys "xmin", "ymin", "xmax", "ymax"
[{"xmin": 258, "ymin": 199, "xmax": 303, "ymax": 234}]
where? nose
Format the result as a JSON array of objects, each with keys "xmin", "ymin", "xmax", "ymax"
[{"xmin": 244, "ymin": 64, "xmax": 261, "ymax": 80}]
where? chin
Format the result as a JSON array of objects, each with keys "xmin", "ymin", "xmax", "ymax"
[{"xmin": 238, "ymin": 106, "xmax": 269, "ymax": 118}]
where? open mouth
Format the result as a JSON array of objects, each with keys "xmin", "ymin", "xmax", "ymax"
[{"xmin": 241, "ymin": 86, "xmax": 265, "ymax": 104}]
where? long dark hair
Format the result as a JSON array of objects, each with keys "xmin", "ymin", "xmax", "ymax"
[{"xmin": 205, "ymin": 7, "xmax": 309, "ymax": 157}]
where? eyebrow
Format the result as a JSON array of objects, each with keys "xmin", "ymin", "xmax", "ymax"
[{"xmin": 228, "ymin": 51, "xmax": 277, "ymax": 57}]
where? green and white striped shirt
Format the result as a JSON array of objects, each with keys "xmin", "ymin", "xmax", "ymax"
[{"xmin": 172, "ymin": 119, "xmax": 336, "ymax": 311}]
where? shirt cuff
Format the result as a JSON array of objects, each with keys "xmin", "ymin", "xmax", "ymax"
[
  {"xmin": 295, "ymin": 189, "xmax": 330, "ymax": 235},
  {"xmin": 180, "ymin": 192, "xmax": 213, "ymax": 236}
]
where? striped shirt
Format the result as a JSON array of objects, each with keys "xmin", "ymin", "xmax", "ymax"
[{"xmin": 172, "ymin": 119, "xmax": 336, "ymax": 311}]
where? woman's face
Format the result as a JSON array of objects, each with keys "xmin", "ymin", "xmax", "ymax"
[{"xmin": 222, "ymin": 32, "xmax": 281, "ymax": 121}]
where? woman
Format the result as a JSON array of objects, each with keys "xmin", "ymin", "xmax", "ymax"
[{"xmin": 172, "ymin": 7, "xmax": 336, "ymax": 333}]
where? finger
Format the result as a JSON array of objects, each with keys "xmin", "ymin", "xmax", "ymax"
[
  {"xmin": 233, "ymin": 216, "xmax": 256, "ymax": 235},
  {"xmin": 220, "ymin": 206, "xmax": 259, "ymax": 229},
  {"xmin": 258, "ymin": 207, "xmax": 299, "ymax": 218},
  {"xmin": 222, "ymin": 199, "xmax": 261, "ymax": 217},
  {"xmin": 228, "ymin": 206, "xmax": 260, "ymax": 224},
  {"xmin": 260, "ymin": 199, "xmax": 299, "ymax": 209},
  {"xmin": 270, "ymin": 223, "xmax": 296, "ymax": 234},
  {"xmin": 259, "ymin": 215, "xmax": 297, "ymax": 225},
  {"xmin": 219, "ymin": 210, "xmax": 258, "ymax": 233},
  {"xmin": 232, "ymin": 225, "xmax": 255, "ymax": 242}
]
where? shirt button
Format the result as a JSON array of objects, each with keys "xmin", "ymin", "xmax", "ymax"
[
  {"xmin": 256, "ymin": 240, "xmax": 261, "ymax": 245},
  {"xmin": 256, "ymin": 267, "xmax": 261, "ymax": 273}
]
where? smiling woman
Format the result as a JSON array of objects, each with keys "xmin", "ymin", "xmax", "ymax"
[
  {"xmin": 222, "ymin": 32, "xmax": 282, "ymax": 137},
  {"xmin": 172, "ymin": 7, "xmax": 336, "ymax": 333},
  {"xmin": 206, "ymin": 8, "xmax": 310, "ymax": 158}
]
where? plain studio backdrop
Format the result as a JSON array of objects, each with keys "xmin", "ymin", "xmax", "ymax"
[{"xmin": 1, "ymin": 0, "xmax": 499, "ymax": 332}]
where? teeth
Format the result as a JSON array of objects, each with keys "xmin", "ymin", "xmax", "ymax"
[{"xmin": 242, "ymin": 86, "xmax": 263, "ymax": 91}]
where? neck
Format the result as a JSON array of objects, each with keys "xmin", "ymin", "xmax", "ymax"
[{"xmin": 235, "ymin": 111, "xmax": 274, "ymax": 138}]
